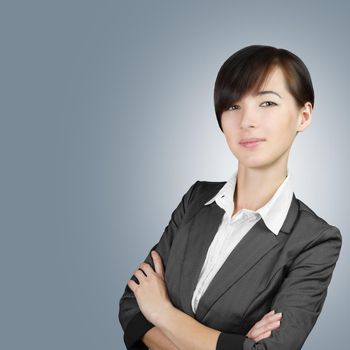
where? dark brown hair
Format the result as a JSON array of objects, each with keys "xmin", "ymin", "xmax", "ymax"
[{"xmin": 214, "ymin": 45, "xmax": 314, "ymax": 132}]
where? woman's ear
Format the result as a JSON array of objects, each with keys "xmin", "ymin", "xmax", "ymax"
[{"xmin": 297, "ymin": 102, "xmax": 312, "ymax": 133}]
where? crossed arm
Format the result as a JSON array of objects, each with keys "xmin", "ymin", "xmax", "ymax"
[
  {"xmin": 118, "ymin": 181, "xmax": 342, "ymax": 349},
  {"xmin": 121, "ymin": 226, "xmax": 342, "ymax": 350},
  {"xmin": 139, "ymin": 250, "xmax": 282, "ymax": 350},
  {"xmin": 142, "ymin": 326, "xmax": 179, "ymax": 350},
  {"xmin": 142, "ymin": 304, "xmax": 221, "ymax": 350},
  {"xmin": 142, "ymin": 308, "xmax": 282, "ymax": 350}
]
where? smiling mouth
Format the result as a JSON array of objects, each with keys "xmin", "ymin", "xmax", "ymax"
[{"xmin": 239, "ymin": 140, "xmax": 265, "ymax": 149}]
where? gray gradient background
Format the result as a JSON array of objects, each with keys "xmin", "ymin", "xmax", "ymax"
[{"xmin": 1, "ymin": 1, "xmax": 349, "ymax": 349}]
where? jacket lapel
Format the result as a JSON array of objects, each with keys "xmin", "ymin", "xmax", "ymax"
[
  {"xmin": 194, "ymin": 215, "xmax": 278, "ymax": 321},
  {"xmin": 179, "ymin": 188, "xmax": 299, "ymax": 321},
  {"xmin": 179, "ymin": 203, "xmax": 226, "ymax": 317}
]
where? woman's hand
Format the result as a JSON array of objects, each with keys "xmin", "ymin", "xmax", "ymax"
[
  {"xmin": 245, "ymin": 310, "xmax": 282, "ymax": 342},
  {"xmin": 128, "ymin": 250, "xmax": 173, "ymax": 325}
]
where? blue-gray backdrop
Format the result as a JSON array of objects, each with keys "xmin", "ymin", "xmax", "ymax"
[{"xmin": 1, "ymin": 1, "xmax": 349, "ymax": 349}]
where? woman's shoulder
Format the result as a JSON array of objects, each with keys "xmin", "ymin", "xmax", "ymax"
[
  {"xmin": 293, "ymin": 195, "xmax": 342, "ymax": 241},
  {"xmin": 189, "ymin": 179, "xmax": 226, "ymax": 202},
  {"xmin": 194, "ymin": 179, "xmax": 227, "ymax": 189}
]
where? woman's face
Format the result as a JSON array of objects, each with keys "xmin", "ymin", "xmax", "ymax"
[{"xmin": 221, "ymin": 66, "xmax": 312, "ymax": 169}]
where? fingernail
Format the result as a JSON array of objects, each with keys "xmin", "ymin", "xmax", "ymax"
[{"xmin": 277, "ymin": 312, "xmax": 282, "ymax": 316}]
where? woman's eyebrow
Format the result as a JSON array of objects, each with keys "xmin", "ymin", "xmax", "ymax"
[{"xmin": 256, "ymin": 90, "xmax": 282, "ymax": 99}]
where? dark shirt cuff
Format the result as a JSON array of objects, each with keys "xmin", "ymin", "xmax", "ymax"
[
  {"xmin": 123, "ymin": 311, "xmax": 155, "ymax": 349},
  {"xmin": 216, "ymin": 332, "xmax": 246, "ymax": 350}
]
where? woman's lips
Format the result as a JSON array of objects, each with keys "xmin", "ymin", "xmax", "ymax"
[{"xmin": 239, "ymin": 139, "xmax": 266, "ymax": 148}]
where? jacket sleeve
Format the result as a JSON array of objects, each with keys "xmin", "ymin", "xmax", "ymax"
[
  {"xmin": 216, "ymin": 226, "xmax": 342, "ymax": 350},
  {"xmin": 118, "ymin": 180, "xmax": 199, "ymax": 349}
]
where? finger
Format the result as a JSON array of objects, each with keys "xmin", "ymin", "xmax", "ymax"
[
  {"xmin": 134, "ymin": 269, "xmax": 146, "ymax": 282},
  {"xmin": 269, "ymin": 312, "xmax": 282, "ymax": 321},
  {"xmin": 262, "ymin": 310, "xmax": 278, "ymax": 321},
  {"xmin": 255, "ymin": 330, "xmax": 271, "ymax": 342},
  {"xmin": 139, "ymin": 262, "xmax": 154, "ymax": 276},
  {"xmin": 264, "ymin": 310, "xmax": 275, "ymax": 317},
  {"xmin": 254, "ymin": 330, "xmax": 271, "ymax": 342},
  {"xmin": 256, "ymin": 312, "xmax": 282, "ymax": 330},
  {"xmin": 257, "ymin": 320, "xmax": 280, "ymax": 336},
  {"xmin": 151, "ymin": 250, "xmax": 165, "ymax": 277},
  {"xmin": 128, "ymin": 279, "xmax": 138, "ymax": 292},
  {"xmin": 250, "ymin": 319, "xmax": 275, "ymax": 339}
]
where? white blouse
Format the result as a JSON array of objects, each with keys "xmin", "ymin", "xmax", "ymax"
[{"xmin": 191, "ymin": 169, "xmax": 294, "ymax": 314}]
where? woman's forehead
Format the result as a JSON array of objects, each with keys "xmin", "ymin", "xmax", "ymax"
[{"xmin": 256, "ymin": 67, "xmax": 287, "ymax": 90}]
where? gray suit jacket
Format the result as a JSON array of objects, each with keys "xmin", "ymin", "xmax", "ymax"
[{"xmin": 118, "ymin": 180, "xmax": 342, "ymax": 350}]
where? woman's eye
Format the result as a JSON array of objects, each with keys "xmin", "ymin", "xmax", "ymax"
[
  {"xmin": 227, "ymin": 101, "xmax": 277, "ymax": 111},
  {"xmin": 226, "ymin": 101, "xmax": 277, "ymax": 111},
  {"xmin": 261, "ymin": 101, "xmax": 277, "ymax": 107}
]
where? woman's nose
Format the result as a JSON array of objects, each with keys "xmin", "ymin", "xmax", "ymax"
[{"xmin": 239, "ymin": 108, "xmax": 259, "ymax": 129}]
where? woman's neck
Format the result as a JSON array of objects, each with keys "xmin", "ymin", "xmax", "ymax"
[{"xmin": 232, "ymin": 164, "xmax": 288, "ymax": 216}]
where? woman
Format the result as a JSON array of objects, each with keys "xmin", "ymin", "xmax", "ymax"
[{"xmin": 118, "ymin": 45, "xmax": 342, "ymax": 350}]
